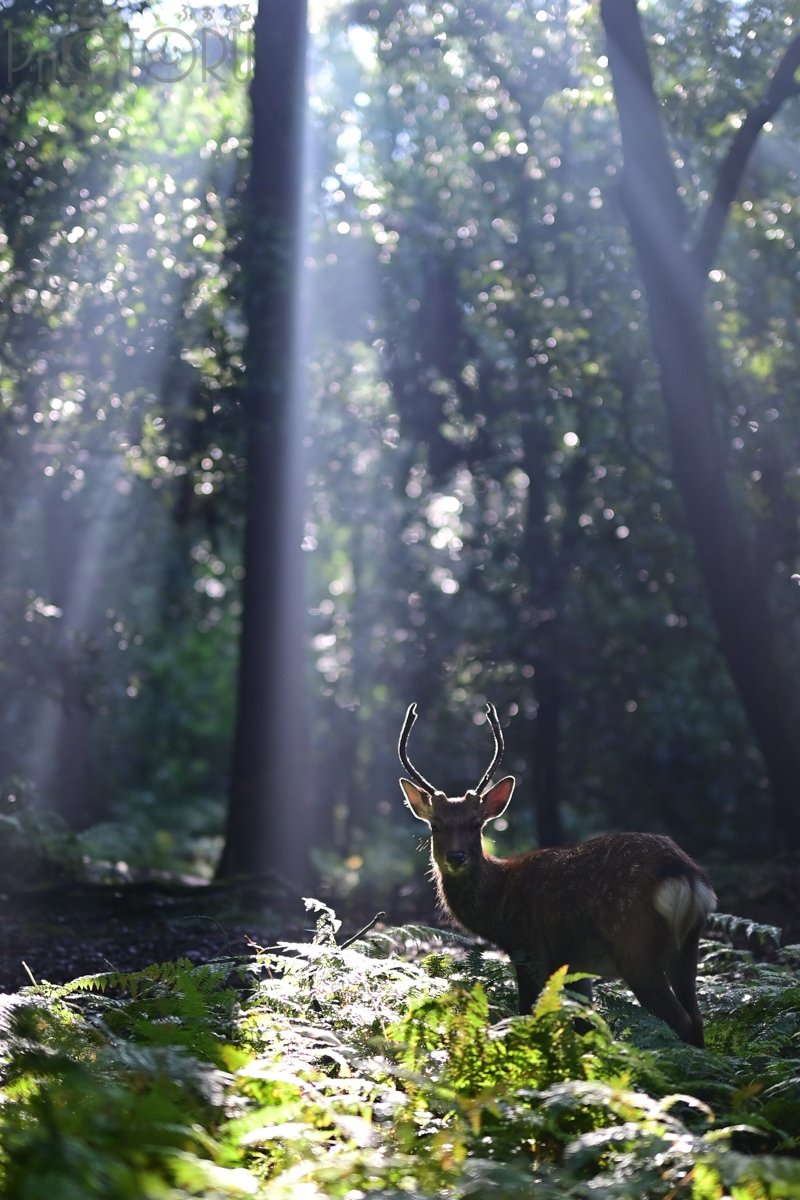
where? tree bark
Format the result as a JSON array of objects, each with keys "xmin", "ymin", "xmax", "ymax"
[
  {"xmin": 37, "ymin": 483, "xmax": 95, "ymax": 826},
  {"xmin": 216, "ymin": 0, "xmax": 311, "ymax": 882},
  {"xmin": 520, "ymin": 418, "xmax": 565, "ymax": 847},
  {"xmin": 601, "ymin": 0, "xmax": 800, "ymax": 852}
]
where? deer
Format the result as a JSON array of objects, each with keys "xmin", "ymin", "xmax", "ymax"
[{"xmin": 398, "ymin": 702, "xmax": 716, "ymax": 1047}]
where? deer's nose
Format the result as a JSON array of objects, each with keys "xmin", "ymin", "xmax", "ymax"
[{"xmin": 446, "ymin": 850, "xmax": 466, "ymax": 868}]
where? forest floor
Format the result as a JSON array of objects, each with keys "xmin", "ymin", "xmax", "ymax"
[
  {"xmin": 0, "ymin": 873, "xmax": 437, "ymax": 993},
  {"xmin": 0, "ymin": 859, "xmax": 797, "ymax": 994}
]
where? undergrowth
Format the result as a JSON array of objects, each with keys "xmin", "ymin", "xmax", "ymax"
[{"xmin": 1, "ymin": 901, "xmax": 799, "ymax": 1198}]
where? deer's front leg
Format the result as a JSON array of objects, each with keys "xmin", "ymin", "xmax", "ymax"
[{"xmin": 513, "ymin": 954, "xmax": 547, "ymax": 1015}]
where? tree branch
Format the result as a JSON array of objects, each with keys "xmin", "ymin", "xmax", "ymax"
[
  {"xmin": 695, "ymin": 32, "xmax": 800, "ymax": 277},
  {"xmin": 600, "ymin": 0, "xmax": 688, "ymax": 244}
]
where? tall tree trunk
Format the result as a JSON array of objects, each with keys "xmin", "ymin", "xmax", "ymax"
[
  {"xmin": 37, "ymin": 483, "xmax": 94, "ymax": 826},
  {"xmin": 601, "ymin": 0, "xmax": 800, "ymax": 852},
  {"xmin": 216, "ymin": 0, "xmax": 311, "ymax": 882},
  {"xmin": 520, "ymin": 418, "xmax": 565, "ymax": 847}
]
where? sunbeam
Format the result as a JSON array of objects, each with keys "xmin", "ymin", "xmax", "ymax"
[{"xmin": 3, "ymin": 0, "xmax": 249, "ymax": 830}]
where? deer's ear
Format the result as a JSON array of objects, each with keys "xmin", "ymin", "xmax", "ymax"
[
  {"xmin": 400, "ymin": 778, "xmax": 432, "ymax": 822},
  {"xmin": 481, "ymin": 775, "xmax": 514, "ymax": 821}
]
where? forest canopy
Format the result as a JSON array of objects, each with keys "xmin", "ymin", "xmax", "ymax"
[{"xmin": 1, "ymin": 0, "xmax": 799, "ymax": 882}]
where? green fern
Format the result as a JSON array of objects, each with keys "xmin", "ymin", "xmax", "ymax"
[{"xmin": 2, "ymin": 904, "xmax": 800, "ymax": 1199}]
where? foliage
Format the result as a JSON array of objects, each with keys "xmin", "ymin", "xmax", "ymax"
[
  {"xmin": 0, "ymin": 788, "xmax": 84, "ymax": 886},
  {"xmin": 0, "ymin": 956, "xmax": 247, "ymax": 1199},
  {"xmin": 2, "ymin": 900, "xmax": 800, "ymax": 1198},
  {"xmin": 302, "ymin": 0, "xmax": 800, "ymax": 852},
  {"xmin": 1, "ymin": 0, "xmax": 799, "ymax": 887},
  {"xmin": 0, "ymin": 0, "xmax": 247, "ymax": 842}
]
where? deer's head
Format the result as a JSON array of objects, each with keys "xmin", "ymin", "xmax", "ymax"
[{"xmin": 398, "ymin": 703, "xmax": 515, "ymax": 876}]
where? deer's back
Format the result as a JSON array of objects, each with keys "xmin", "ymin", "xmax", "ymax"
[{"xmin": 445, "ymin": 831, "xmax": 711, "ymax": 977}]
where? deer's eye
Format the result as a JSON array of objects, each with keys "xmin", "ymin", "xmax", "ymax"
[
  {"xmin": 470, "ymin": 820, "xmax": 482, "ymax": 832},
  {"xmin": 430, "ymin": 824, "xmax": 440, "ymax": 834}
]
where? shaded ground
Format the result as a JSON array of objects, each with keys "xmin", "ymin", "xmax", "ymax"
[
  {"xmin": 0, "ymin": 861, "xmax": 797, "ymax": 994},
  {"xmin": 0, "ymin": 881, "xmax": 271, "ymax": 992},
  {"xmin": 0, "ymin": 875, "xmax": 436, "ymax": 994}
]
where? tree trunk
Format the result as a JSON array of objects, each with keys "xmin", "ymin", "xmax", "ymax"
[
  {"xmin": 601, "ymin": 0, "xmax": 800, "ymax": 852},
  {"xmin": 36, "ymin": 483, "xmax": 94, "ymax": 826},
  {"xmin": 216, "ymin": 0, "xmax": 311, "ymax": 882},
  {"xmin": 520, "ymin": 418, "xmax": 565, "ymax": 847}
]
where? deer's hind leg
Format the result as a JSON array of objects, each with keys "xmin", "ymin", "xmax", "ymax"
[
  {"xmin": 622, "ymin": 966, "xmax": 699, "ymax": 1045},
  {"xmin": 613, "ymin": 918, "xmax": 700, "ymax": 1046},
  {"xmin": 665, "ymin": 924, "xmax": 704, "ymax": 1047}
]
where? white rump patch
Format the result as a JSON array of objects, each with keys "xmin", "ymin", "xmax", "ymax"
[{"xmin": 653, "ymin": 877, "xmax": 717, "ymax": 946}]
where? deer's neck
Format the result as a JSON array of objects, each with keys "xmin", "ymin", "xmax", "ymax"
[{"xmin": 435, "ymin": 851, "xmax": 509, "ymax": 945}]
